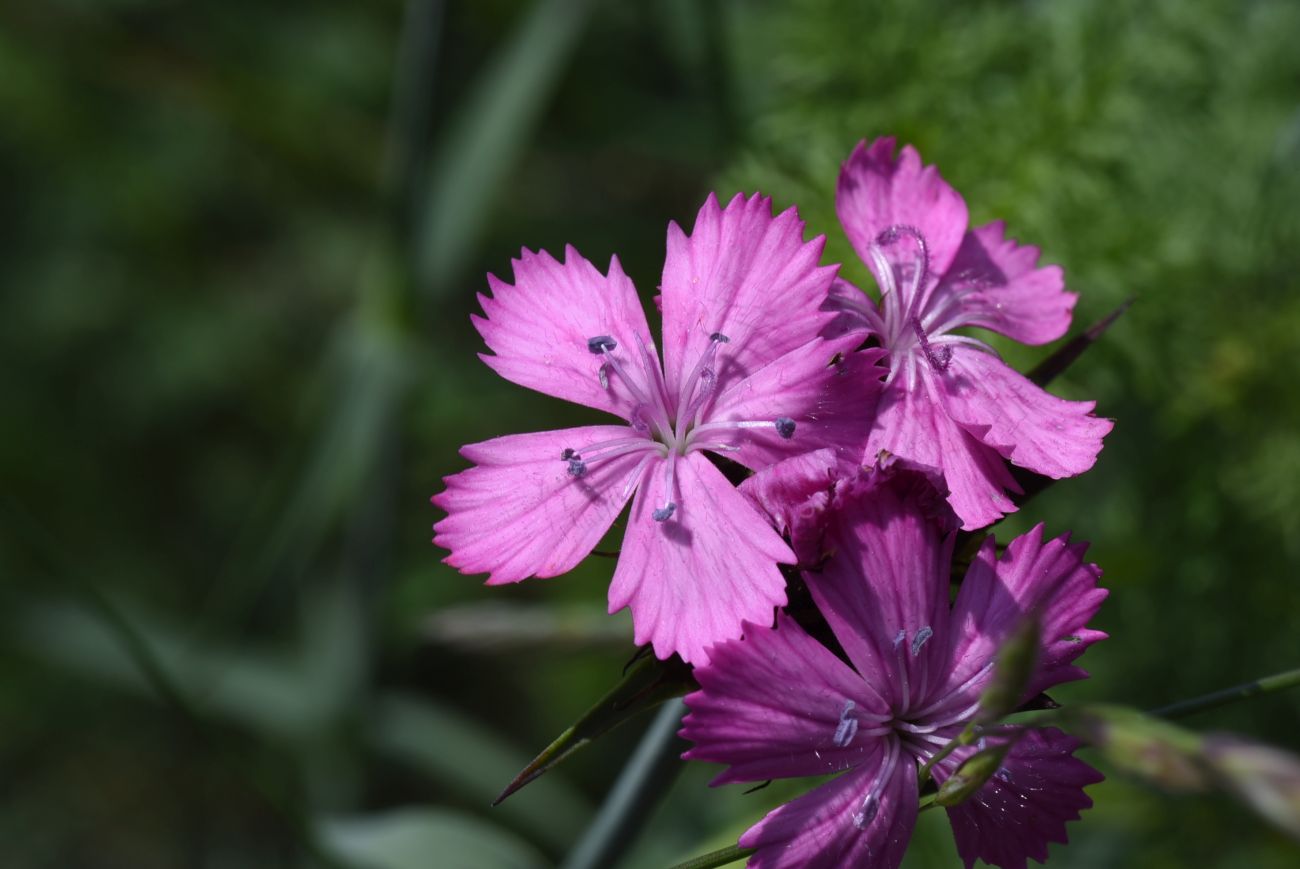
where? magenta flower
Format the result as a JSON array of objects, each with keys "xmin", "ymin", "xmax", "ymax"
[
  {"xmin": 683, "ymin": 459, "xmax": 1107, "ymax": 868},
  {"xmin": 432, "ymin": 193, "xmax": 880, "ymax": 664},
  {"xmin": 829, "ymin": 137, "xmax": 1112, "ymax": 529}
]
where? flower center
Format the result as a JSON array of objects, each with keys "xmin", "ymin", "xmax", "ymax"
[{"xmin": 558, "ymin": 332, "xmax": 797, "ymax": 523}]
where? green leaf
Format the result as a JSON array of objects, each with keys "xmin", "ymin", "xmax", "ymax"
[
  {"xmin": 318, "ymin": 808, "xmax": 546, "ymax": 869},
  {"xmin": 415, "ymin": 0, "xmax": 597, "ymax": 298},
  {"xmin": 495, "ymin": 652, "xmax": 695, "ymax": 805}
]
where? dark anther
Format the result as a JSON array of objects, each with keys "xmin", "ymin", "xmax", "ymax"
[
  {"xmin": 587, "ymin": 335, "xmax": 617, "ymax": 354},
  {"xmin": 775, "ymin": 417, "xmax": 796, "ymax": 439},
  {"xmin": 566, "ymin": 458, "xmax": 588, "ymax": 478},
  {"xmin": 561, "ymin": 447, "xmax": 578, "ymax": 460},
  {"xmin": 652, "ymin": 502, "xmax": 676, "ymax": 522},
  {"xmin": 709, "ymin": 331, "xmax": 730, "ymax": 344}
]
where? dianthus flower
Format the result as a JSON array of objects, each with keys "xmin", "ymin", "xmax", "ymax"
[
  {"xmin": 433, "ymin": 193, "xmax": 880, "ymax": 664},
  {"xmin": 828, "ymin": 137, "xmax": 1112, "ymax": 529},
  {"xmin": 683, "ymin": 458, "xmax": 1106, "ymax": 868}
]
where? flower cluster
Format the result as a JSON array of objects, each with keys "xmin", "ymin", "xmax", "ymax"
[{"xmin": 433, "ymin": 137, "xmax": 1112, "ymax": 867}]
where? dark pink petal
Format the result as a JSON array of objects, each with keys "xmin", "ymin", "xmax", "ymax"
[
  {"xmin": 433, "ymin": 426, "xmax": 647, "ymax": 585},
  {"xmin": 942, "ymin": 526, "xmax": 1107, "ymax": 708},
  {"xmin": 681, "ymin": 613, "xmax": 890, "ymax": 784},
  {"xmin": 939, "ymin": 728, "xmax": 1103, "ymax": 869},
  {"xmin": 807, "ymin": 461, "xmax": 957, "ymax": 713},
  {"xmin": 925, "ymin": 221, "xmax": 1076, "ymax": 345},
  {"xmin": 607, "ymin": 452, "xmax": 793, "ymax": 665},
  {"xmin": 474, "ymin": 246, "xmax": 656, "ymax": 419},
  {"xmin": 939, "ymin": 346, "xmax": 1112, "ymax": 480},
  {"xmin": 866, "ymin": 375, "xmax": 1023, "ymax": 530},
  {"xmin": 660, "ymin": 193, "xmax": 839, "ymax": 397},
  {"xmin": 706, "ymin": 334, "xmax": 885, "ymax": 472},
  {"xmin": 738, "ymin": 448, "xmax": 839, "ymax": 567},
  {"xmin": 739, "ymin": 741, "xmax": 918, "ymax": 869},
  {"xmin": 836, "ymin": 138, "xmax": 969, "ymax": 309}
]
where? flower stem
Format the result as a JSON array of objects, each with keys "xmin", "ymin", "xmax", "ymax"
[
  {"xmin": 666, "ymin": 844, "xmax": 758, "ymax": 869},
  {"xmin": 1149, "ymin": 667, "xmax": 1300, "ymax": 720}
]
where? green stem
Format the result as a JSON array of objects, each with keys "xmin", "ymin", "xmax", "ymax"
[
  {"xmin": 1149, "ymin": 667, "xmax": 1300, "ymax": 720},
  {"xmin": 666, "ymin": 843, "xmax": 758, "ymax": 869},
  {"xmin": 560, "ymin": 699, "xmax": 689, "ymax": 869}
]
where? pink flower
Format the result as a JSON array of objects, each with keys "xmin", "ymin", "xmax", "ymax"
[
  {"xmin": 829, "ymin": 137, "xmax": 1112, "ymax": 529},
  {"xmin": 682, "ymin": 459, "xmax": 1107, "ymax": 868},
  {"xmin": 432, "ymin": 193, "xmax": 881, "ymax": 664}
]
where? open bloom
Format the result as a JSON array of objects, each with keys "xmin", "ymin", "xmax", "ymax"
[
  {"xmin": 433, "ymin": 193, "xmax": 880, "ymax": 664},
  {"xmin": 829, "ymin": 137, "xmax": 1112, "ymax": 529},
  {"xmin": 683, "ymin": 458, "xmax": 1107, "ymax": 868}
]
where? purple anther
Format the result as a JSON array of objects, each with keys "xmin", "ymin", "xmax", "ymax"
[
  {"xmin": 652, "ymin": 502, "xmax": 676, "ymax": 522},
  {"xmin": 774, "ymin": 417, "xmax": 796, "ymax": 439},
  {"xmin": 587, "ymin": 335, "xmax": 617, "ymax": 354}
]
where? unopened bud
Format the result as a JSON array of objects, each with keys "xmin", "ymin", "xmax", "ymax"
[
  {"xmin": 975, "ymin": 616, "xmax": 1041, "ymax": 724},
  {"xmin": 935, "ymin": 739, "xmax": 1015, "ymax": 807},
  {"xmin": 1204, "ymin": 734, "xmax": 1300, "ymax": 842}
]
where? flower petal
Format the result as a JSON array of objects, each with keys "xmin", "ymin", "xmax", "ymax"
[
  {"xmin": 939, "ymin": 346, "xmax": 1112, "ymax": 480},
  {"xmin": 836, "ymin": 138, "xmax": 969, "ymax": 311},
  {"xmin": 866, "ymin": 375, "xmax": 1023, "ymax": 530},
  {"xmin": 705, "ymin": 334, "xmax": 885, "ymax": 472},
  {"xmin": 738, "ymin": 448, "xmax": 839, "ymax": 567},
  {"xmin": 739, "ymin": 740, "xmax": 918, "ymax": 869},
  {"xmin": 681, "ymin": 612, "xmax": 890, "ymax": 785},
  {"xmin": 941, "ymin": 526, "xmax": 1108, "ymax": 707},
  {"xmin": 432, "ymin": 426, "xmax": 646, "ymax": 584},
  {"xmin": 660, "ymin": 193, "xmax": 839, "ymax": 398},
  {"xmin": 607, "ymin": 451, "xmax": 793, "ymax": 665},
  {"xmin": 806, "ymin": 460, "xmax": 957, "ymax": 713},
  {"xmin": 939, "ymin": 728, "xmax": 1103, "ymax": 869},
  {"xmin": 474, "ymin": 246, "xmax": 657, "ymax": 418},
  {"xmin": 925, "ymin": 221, "xmax": 1075, "ymax": 345}
]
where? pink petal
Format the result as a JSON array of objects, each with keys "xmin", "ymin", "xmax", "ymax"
[
  {"xmin": 737, "ymin": 448, "xmax": 839, "ymax": 567},
  {"xmin": 659, "ymin": 193, "xmax": 839, "ymax": 398},
  {"xmin": 607, "ymin": 451, "xmax": 793, "ymax": 665},
  {"xmin": 706, "ymin": 334, "xmax": 885, "ymax": 472},
  {"xmin": 681, "ymin": 612, "xmax": 890, "ymax": 784},
  {"xmin": 939, "ymin": 346, "xmax": 1112, "ymax": 480},
  {"xmin": 866, "ymin": 375, "xmax": 1023, "ymax": 530},
  {"xmin": 939, "ymin": 728, "xmax": 1103, "ymax": 869},
  {"xmin": 739, "ymin": 741, "xmax": 918, "ymax": 869},
  {"xmin": 942, "ymin": 526, "xmax": 1108, "ymax": 707},
  {"xmin": 474, "ymin": 246, "xmax": 657, "ymax": 419},
  {"xmin": 926, "ymin": 221, "xmax": 1076, "ymax": 345},
  {"xmin": 432, "ymin": 426, "xmax": 646, "ymax": 585},
  {"xmin": 836, "ymin": 138, "xmax": 969, "ymax": 311},
  {"xmin": 806, "ymin": 461, "xmax": 957, "ymax": 713}
]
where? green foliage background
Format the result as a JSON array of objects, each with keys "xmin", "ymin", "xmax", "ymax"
[{"xmin": 2, "ymin": 0, "xmax": 1298, "ymax": 867}]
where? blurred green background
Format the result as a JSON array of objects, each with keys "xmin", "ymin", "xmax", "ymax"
[{"xmin": 2, "ymin": 0, "xmax": 1299, "ymax": 867}]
